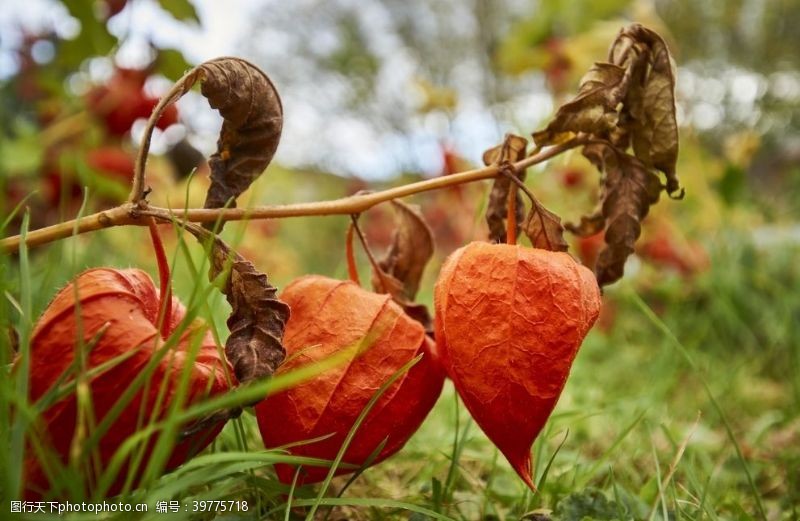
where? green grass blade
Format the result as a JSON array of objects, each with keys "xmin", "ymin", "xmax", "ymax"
[
  {"xmin": 285, "ymin": 465, "xmax": 302, "ymax": 521},
  {"xmin": 536, "ymin": 428, "xmax": 569, "ymax": 496},
  {"xmin": 629, "ymin": 289, "xmax": 767, "ymax": 520},
  {"xmin": 9, "ymin": 211, "xmax": 32, "ymax": 498}
]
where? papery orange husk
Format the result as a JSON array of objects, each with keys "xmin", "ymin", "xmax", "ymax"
[
  {"xmin": 21, "ymin": 268, "xmax": 233, "ymax": 499},
  {"xmin": 255, "ymin": 275, "xmax": 444, "ymax": 485},
  {"xmin": 434, "ymin": 242, "xmax": 601, "ymax": 490}
]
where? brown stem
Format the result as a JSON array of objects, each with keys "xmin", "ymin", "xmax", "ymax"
[
  {"xmin": 130, "ymin": 67, "xmax": 199, "ymax": 204},
  {"xmin": 349, "ymin": 214, "xmax": 392, "ymax": 293},
  {"xmin": 506, "ymin": 171, "xmax": 518, "ymax": 246},
  {"xmin": 1, "ymin": 137, "xmax": 586, "ymax": 253},
  {"xmin": 345, "ymin": 216, "xmax": 361, "ymax": 286},
  {"xmin": 501, "ymin": 169, "xmax": 540, "ymax": 209},
  {"xmin": 147, "ymin": 217, "xmax": 173, "ymax": 339}
]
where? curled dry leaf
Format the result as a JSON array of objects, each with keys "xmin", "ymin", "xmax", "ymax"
[
  {"xmin": 205, "ymin": 234, "xmax": 290, "ymax": 385},
  {"xmin": 370, "ymin": 201, "xmax": 435, "ymax": 331},
  {"xmin": 371, "ymin": 201, "xmax": 433, "ymax": 300},
  {"xmin": 180, "ymin": 223, "xmax": 289, "ymax": 388},
  {"xmin": 532, "ymin": 23, "xmax": 683, "ymax": 285},
  {"xmin": 532, "ymin": 23, "xmax": 680, "ymax": 196},
  {"xmin": 522, "ymin": 199, "xmax": 569, "ymax": 252},
  {"xmin": 135, "ymin": 57, "xmax": 282, "ymax": 220},
  {"xmin": 196, "ymin": 58, "xmax": 283, "ymax": 214},
  {"xmin": 569, "ymin": 143, "xmax": 663, "ymax": 286},
  {"xmin": 531, "ymin": 62, "xmax": 627, "ymax": 146},
  {"xmin": 483, "ymin": 134, "xmax": 528, "ymax": 243},
  {"xmin": 610, "ymin": 24, "xmax": 681, "ymax": 196}
]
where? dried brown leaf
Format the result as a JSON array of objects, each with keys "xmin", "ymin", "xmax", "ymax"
[
  {"xmin": 368, "ymin": 201, "xmax": 435, "ymax": 332},
  {"xmin": 522, "ymin": 201, "xmax": 569, "ymax": 252},
  {"xmin": 532, "ymin": 62, "xmax": 626, "ymax": 147},
  {"xmin": 581, "ymin": 143, "xmax": 663, "ymax": 286},
  {"xmin": 529, "ymin": 24, "xmax": 683, "ymax": 284},
  {"xmin": 532, "ymin": 24, "xmax": 682, "ymax": 199},
  {"xmin": 208, "ymin": 239, "xmax": 290, "ymax": 385},
  {"xmin": 483, "ymin": 134, "xmax": 528, "ymax": 243},
  {"xmin": 164, "ymin": 57, "xmax": 283, "ymax": 220},
  {"xmin": 178, "ymin": 222, "xmax": 289, "ymax": 387},
  {"xmin": 134, "ymin": 57, "xmax": 282, "ymax": 209},
  {"xmin": 610, "ymin": 24, "xmax": 681, "ymax": 196},
  {"xmin": 371, "ymin": 200, "xmax": 434, "ymax": 301},
  {"xmin": 149, "ymin": 219, "xmax": 290, "ymax": 437}
]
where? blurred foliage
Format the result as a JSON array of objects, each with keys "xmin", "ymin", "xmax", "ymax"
[
  {"xmin": 0, "ymin": 0, "xmax": 195, "ymax": 234},
  {"xmin": 242, "ymin": 0, "xmax": 799, "ymax": 194},
  {"xmin": 656, "ymin": 0, "xmax": 800, "ymax": 72}
]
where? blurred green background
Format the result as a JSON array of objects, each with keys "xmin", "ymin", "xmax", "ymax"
[{"xmin": 1, "ymin": 0, "xmax": 799, "ymax": 519}]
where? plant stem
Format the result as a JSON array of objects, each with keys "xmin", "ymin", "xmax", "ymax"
[
  {"xmin": 130, "ymin": 67, "xmax": 199, "ymax": 204},
  {"xmin": 1, "ymin": 137, "xmax": 584, "ymax": 253},
  {"xmin": 345, "ymin": 217, "xmax": 361, "ymax": 286},
  {"xmin": 147, "ymin": 218, "xmax": 173, "ymax": 339},
  {"xmin": 506, "ymin": 171, "xmax": 518, "ymax": 246},
  {"xmin": 349, "ymin": 214, "xmax": 390, "ymax": 292}
]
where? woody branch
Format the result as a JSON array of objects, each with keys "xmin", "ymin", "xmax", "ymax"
[{"xmin": 0, "ymin": 137, "xmax": 584, "ymax": 253}]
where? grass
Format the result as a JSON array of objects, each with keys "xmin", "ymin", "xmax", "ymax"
[{"xmin": 1, "ymin": 176, "xmax": 799, "ymax": 519}]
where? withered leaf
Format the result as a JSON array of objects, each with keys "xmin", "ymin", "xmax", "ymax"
[
  {"xmin": 532, "ymin": 24, "xmax": 682, "ymax": 198},
  {"xmin": 483, "ymin": 134, "xmax": 528, "ymax": 243},
  {"xmin": 196, "ymin": 58, "xmax": 283, "ymax": 214},
  {"xmin": 150, "ymin": 219, "xmax": 290, "ymax": 438},
  {"xmin": 610, "ymin": 24, "xmax": 681, "ymax": 196},
  {"xmin": 580, "ymin": 143, "xmax": 663, "ymax": 286},
  {"xmin": 371, "ymin": 201, "xmax": 434, "ymax": 301},
  {"xmin": 157, "ymin": 57, "xmax": 283, "ymax": 224},
  {"xmin": 133, "ymin": 57, "xmax": 282, "ymax": 209},
  {"xmin": 209, "ymin": 239, "xmax": 290, "ymax": 385},
  {"xmin": 370, "ymin": 201, "xmax": 435, "ymax": 332},
  {"xmin": 522, "ymin": 200, "xmax": 569, "ymax": 252},
  {"xmin": 532, "ymin": 62, "xmax": 626, "ymax": 147},
  {"xmin": 180, "ymin": 222, "xmax": 289, "ymax": 387},
  {"xmin": 529, "ymin": 24, "xmax": 683, "ymax": 284}
]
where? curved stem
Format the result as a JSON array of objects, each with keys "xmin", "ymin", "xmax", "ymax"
[
  {"xmin": 1, "ymin": 137, "xmax": 585, "ymax": 253},
  {"xmin": 130, "ymin": 67, "xmax": 199, "ymax": 204}
]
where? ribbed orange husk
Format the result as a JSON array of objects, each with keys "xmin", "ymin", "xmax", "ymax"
[
  {"xmin": 434, "ymin": 242, "xmax": 601, "ymax": 490},
  {"xmin": 20, "ymin": 268, "xmax": 233, "ymax": 499},
  {"xmin": 255, "ymin": 275, "xmax": 444, "ymax": 485}
]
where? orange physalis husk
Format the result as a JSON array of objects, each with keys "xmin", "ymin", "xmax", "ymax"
[
  {"xmin": 20, "ymin": 226, "xmax": 234, "ymax": 499},
  {"xmin": 255, "ymin": 275, "xmax": 444, "ymax": 485},
  {"xmin": 434, "ymin": 241, "xmax": 601, "ymax": 490}
]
